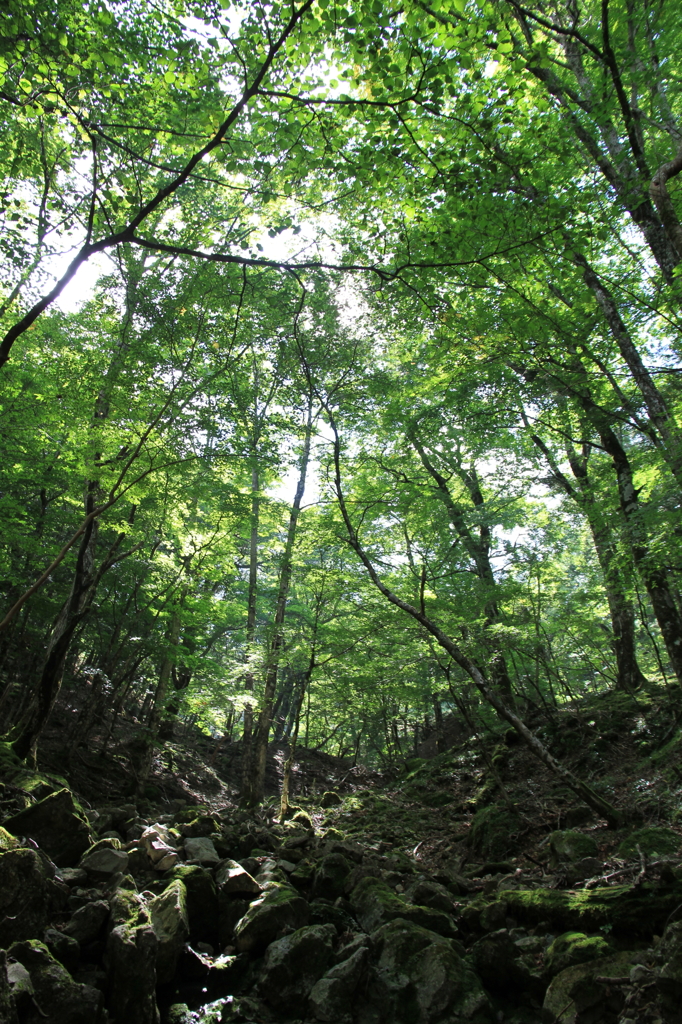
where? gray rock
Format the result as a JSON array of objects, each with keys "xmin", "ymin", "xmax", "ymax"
[
  {"xmin": 405, "ymin": 879, "xmax": 455, "ymax": 916},
  {"xmin": 3, "ymin": 789, "xmax": 93, "ymax": 868},
  {"xmin": 7, "ymin": 939, "xmax": 103, "ymax": 1024},
  {"xmin": 43, "ymin": 928, "xmax": 80, "ymax": 972},
  {"xmin": 0, "ymin": 848, "xmax": 52, "ymax": 947},
  {"xmin": 470, "ymin": 929, "xmax": 537, "ymax": 996},
  {"xmin": 234, "ymin": 883, "xmax": 310, "ymax": 953},
  {"xmin": 168, "ymin": 865, "xmax": 218, "ymax": 946},
  {"xmin": 105, "ymin": 922, "xmax": 159, "ymax": 1024},
  {"xmin": 149, "ymin": 879, "xmax": 189, "ymax": 984},
  {"xmin": 367, "ymin": 918, "xmax": 492, "ymax": 1024},
  {"xmin": 0, "ymin": 950, "xmax": 19, "ymax": 1024},
  {"xmin": 215, "ymin": 858, "xmax": 262, "ymax": 895},
  {"xmin": 258, "ymin": 924, "xmax": 336, "ymax": 1012},
  {"xmin": 309, "ymin": 945, "xmax": 369, "ymax": 1022},
  {"xmin": 312, "ymin": 853, "xmax": 352, "ymax": 901},
  {"xmin": 350, "ymin": 877, "xmax": 457, "ymax": 938},
  {"xmin": 548, "ymin": 830, "xmax": 599, "ymax": 865},
  {"xmin": 184, "ymin": 836, "xmax": 220, "ymax": 865},
  {"xmin": 59, "ymin": 867, "xmax": 88, "ymax": 887},
  {"xmin": 81, "ymin": 846, "xmax": 129, "ymax": 880},
  {"xmin": 64, "ymin": 900, "xmax": 110, "ymax": 944}
]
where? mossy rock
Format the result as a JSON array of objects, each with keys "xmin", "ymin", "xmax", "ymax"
[
  {"xmin": 545, "ymin": 932, "xmax": 613, "ymax": 977},
  {"xmin": 549, "ymin": 830, "xmax": 599, "ymax": 865},
  {"xmin": 463, "ymin": 883, "xmax": 682, "ymax": 939},
  {"xmin": 173, "ymin": 805, "xmax": 209, "ymax": 823},
  {"xmin": 616, "ymin": 826, "xmax": 680, "ymax": 859},
  {"xmin": 292, "ymin": 809, "xmax": 313, "ymax": 829},
  {"xmin": 469, "ymin": 805, "xmax": 522, "ymax": 860},
  {"xmin": 0, "ymin": 826, "xmax": 18, "ymax": 851},
  {"xmin": 167, "ymin": 863, "xmax": 218, "ymax": 946},
  {"xmin": 543, "ymin": 951, "xmax": 639, "ymax": 1023},
  {"xmin": 403, "ymin": 757, "xmax": 427, "ymax": 776},
  {"xmin": 320, "ymin": 791, "xmax": 343, "ymax": 808}
]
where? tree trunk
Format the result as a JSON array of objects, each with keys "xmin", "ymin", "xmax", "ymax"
[{"xmin": 240, "ymin": 462, "xmax": 260, "ymax": 802}]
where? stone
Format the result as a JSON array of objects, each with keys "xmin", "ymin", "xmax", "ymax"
[
  {"xmin": 184, "ymin": 836, "xmax": 220, "ymax": 865},
  {"xmin": 0, "ymin": 826, "xmax": 18, "ymax": 851},
  {"xmin": 64, "ymin": 900, "xmax": 110, "ymax": 944},
  {"xmin": 469, "ymin": 805, "xmax": 523, "ymax": 861},
  {"xmin": 105, "ymin": 921, "xmax": 159, "ymax": 1024},
  {"xmin": 309, "ymin": 897, "xmax": 357, "ymax": 934},
  {"xmin": 617, "ymin": 826, "xmax": 681, "ymax": 859},
  {"xmin": 290, "ymin": 858, "xmax": 316, "ymax": 889},
  {"xmin": 169, "ymin": 864, "xmax": 218, "ymax": 946},
  {"xmin": 59, "ymin": 867, "xmax": 88, "ymax": 887},
  {"xmin": 3, "ymin": 789, "xmax": 93, "ymax": 867},
  {"xmin": 656, "ymin": 919, "xmax": 682, "ymax": 1019},
  {"xmin": 320, "ymin": 791, "xmax": 343, "ymax": 808},
  {"xmin": 141, "ymin": 824, "xmax": 178, "ymax": 865},
  {"xmin": 312, "ymin": 853, "xmax": 352, "ymax": 900},
  {"xmin": 543, "ymin": 951, "xmax": 638, "ymax": 1024},
  {"xmin": 0, "ymin": 950, "xmax": 19, "ymax": 1024},
  {"xmin": 258, "ymin": 923, "xmax": 336, "ymax": 1013},
  {"xmin": 7, "ymin": 939, "xmax": 103, "ymax": 1024},
  {"xmin": 149, "ymin": 879, "xmax": 189, "ymax": 984},
  {"xmin": 43, "ymin": 928, "xmax": 80, "ymax": 973},
  {"xmin": 469, "ymin": 929, "xmax": 538, "ymax": 996},
  {"xmin": 218, "ymin": 894, "xmax": 250, "ymax": 947},
  {"xmin": 215, "ymin": 858, "xmax": 262, "ymax": 895},
  {"xmin": 549, "ymin": 830, "xmax": 599, "ymax": 865},
  {"xmin": 405, "ymin": 879, "xmax": 455, "ymax": 916},
  {"xmin": 234, "ymin": 883, "xmax": 310, "ymax": 953},
  {"xmin": 545, "ymin": 931, "xmax": 613, "ymax": 978},
  {"xmin": 167, "ymin": 1004, "xmax": 193, "ymax": 1024},
  {"xmin": 367, "ymin": 918, "xmax": 492, "ymax": 1024},
  {"xmin": 156, "ymin": 852, "xmax": 179, "ymax": 872},
  {"xmin": 309, "ymin": 945, "xmax": 369, "ymax": 1022},
  {"xmin": 179, "ymin": 815, "xmax": 221, "ymax": 838},
  {"xmin": 0, "ymin": 848, "xmax": 52, "ymax": 947},
  {"xmin": 350, "ymin": 877, "xmax": 458, "ymax": 938},
  {"xmin": 7, "ymin": 960, "xmax": 34, "ymax": 1016},
  {"xmin": 80, "ymin": 846, "xmax": 129, "ymax": 880}
]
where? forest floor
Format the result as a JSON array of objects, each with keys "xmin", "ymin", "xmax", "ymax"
[{"xmin": 2, "ymin": 681, "xmax": 682, "ymax": 1024}]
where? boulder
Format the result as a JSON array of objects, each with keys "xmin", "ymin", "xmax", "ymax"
[
  {"xmin": 309, "ymin": 897, "xmax": 357, "ymax": 934},
  {"xmin": 0, "ymin": 950, "xmax": 19, "ymax": 1024},
  {"xmin": 140, "ymin": 824, "xmax": 178, "ymax": 865},
  {"xmin": 80, "ymin": 846, "xmax": 129, "ymax": 880},
  {"xmin": 549, "ymin": 830, "xmax": 599, "ymax": 865},
  {"xmin": 309, "ymin": 944, "xmax": 369, "ymax": 1022},
  {"xmin": 469, "ymin": 805, "xmax": 522, "ymax": 861},
  {"xmin": 215, "ymin": 858, "xmax": 262, "ymax": 896},
  {"xmin": 258, "ymin": 923, "xmax": 336, "ymax": 1012},
  {"xmin": 7, "ymin": 939, "xmax": 103, "ymax": 1024},
  {"xmin": 43, "ymin": 928, "xmax": 80, "ymax": 973},
  {"xmin": 64, "ymin": 900, "xmax": 110, "ymax": 944},
  {"xmin": 149, "ymin": 879, "xmax": 189, "ymax": 984},
  {"xmin": 543, "ymin": 950, "xmax": 638, "ymax": 1024},
  {"xmin": 0, "ymin": 848, "xmax": 52, "ymax": 946},
  {"xmin": 545, "ymin": 931, "xmax": 613, "ymax": 978},
  {"xmin": 218, "ymin": 893, "xmax": 250, "ymax": 947},
  {"xmin": 617, "ymin": 826, "xmax": 681, "ymax": 859},
  {"xmin": 184, "ymin": 836, "xmax": 220, "ymax": 866},
  {"xmin": 312, "ymin": 853, "xmax": 352, "ymax": 900},
  {"xmin": 321, "ymin": 791, "xmax": 343, "ymax": 808},
  {"xmin": 234, "ymin": 883, "xmax": 310, "ymax": 953},
  {"xmin": 350, "ymin": 877, "xmax": 457, "ymax": 938},
  {"xmin": 168, "ymin": 865, "xmax": 218, "ymax": 946},
  {"xmin": 405, "ymin": 879, "xmax": 455, "ymax": 916},
  {"xmin": 469, "ymin": 929, "xmax": 539, "ymax": 997},
  {"xmin": 105, "ymin": 920, "xmax": 159, "ymax": 1024},
  {"xmin": 3, "ymin": 789, "xmax": 92, "ymax": 867},
  {"xmin": 656, "ymin": 919, "xmax": 682, "ymax": 1020},
  {"xmin": 367, "ymin": 918, "xmax": 492, "ymax": 1024}
]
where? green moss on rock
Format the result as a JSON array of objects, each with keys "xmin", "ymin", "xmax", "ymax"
[
  {"xmin": 469, "ymin": 805, "xmax": 522, "ymax": 860},
  {"xmin": 616, "ymin": 826, "xmax": 680, "ymax": 859},
  {"xmin": 545, "ymin": 932, "xmax": 613, "ymax": 977},
  {"xmin": 549, "ymin": 830, "xmax": 599, "ymax": 865}
]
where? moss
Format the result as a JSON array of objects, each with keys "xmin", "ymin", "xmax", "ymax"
[
  {"xmin": 470, "ymin": 805, "xmax": 522, "ymax": 860},
  {"xmin": 464, "ymin": 883, "xmax": 682, "ymax": 939},
  {"xmin": 546, "ymin": 931, "xmax": 613, "ymax": 976},
  {"xmin": 291, "ymin": 809, "xmax": 313, "ymax": 829},
  {"xmin": 549, "ymin": 830, "xmax": 599, "ymax": 864},
  {"xmin": 0, "ymin": 826, "xmax": 18, "ymax": 851},
  {"xmin": 616, "ymin": 826, "xmax": 680, "ymax": 859}
]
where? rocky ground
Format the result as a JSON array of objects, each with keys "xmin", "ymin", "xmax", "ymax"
[{"xmin": 1, "ymin": 682, "xmax": 682, "ymax": 1024}]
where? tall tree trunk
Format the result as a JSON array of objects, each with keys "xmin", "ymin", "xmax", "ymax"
[
  {"xmin": 243, "ymin": 403, "xmax": 313, "ymax": 806},
  {"xmin": 240, "ymin": 462, "xmax": 260, "ymax": 802},
  {"xmin": 136, "ymin": 607, "xmax": 181, "ymax": 791}
]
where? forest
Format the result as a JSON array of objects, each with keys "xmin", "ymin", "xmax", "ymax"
[{"xmin": 1, "ymin": 1, "xmax": 682, "ymax": 1022}]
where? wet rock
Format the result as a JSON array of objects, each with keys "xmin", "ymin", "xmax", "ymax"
[
  {"xmin": 64, "ymin": 899, "xmax": 110, "ymax": 944},
  {"xmin": 367, "ymin": 918, "xmax": 492, "ymax": 1024},
  {"xmin": 350, "ymin": 877, "xmax": 458, "ymax": 938},
  {"xmin": 549, "ymin": 830, "xmax": 599, "ymax": 865},
  {"xmin": 312, "ymin": 852, "xmax": 352, "ymax": 900},
  {"xmin": 543, "ymin": 950, "xmax": 638, "ymax": 1024},
  {"xmin": 149, "ymin": 879, "xmax": 189, "ymax": 984},
  {"xmin": 105, "ymin": 920, "xmax": 159, "ymax": 1024},
  {"xmin": 43, "ymin": 928, "xmax": 80, "ymax": 972},
  {"xmin": 309, "ymin": 944, "xmax": 369, "ymax": 1022},
  {"xmin": 3, "ymin": 789, "xmax": 93, "ymax": 867},
  {"xmin": 215, "ymin": 858, "xmax": 262, "ymax": 896},
  {"xmin": 258, "ymin": 923, "xmax": 336, "ymax": 1012},
  {"xmin": 0, "ymin": 847, "xmax": 52, "ymax": 946},
  {"xmin": 234, "ymin": 883, "xmax": 310, "ymax": 953},
  {"xmin": 184, "ymin": 836, "xmax": 220, "ymax": 866},
  {"xmin": 7, "ymin": 939, "xmax": 103, "ymax": 1024},
  {"xmin": 545, "ymin": 931, "xmax": 613, "ymax": 978},
  {"xmin": 80, "ymin": 845, "xmax": 129, "ymax": 880},
  {"xmin": 169, "ymin": 864, "xmax": 218, "ymax": 946}
]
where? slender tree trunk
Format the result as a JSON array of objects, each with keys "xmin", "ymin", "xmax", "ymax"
[
  {"xmin": 244, "ymin": 404, "xmax": 313, "ymax": 806},
  {"xmin": 240, "ymin": 463, "xmax": 260, "ymax": 802},
  {"xmin": 136, "ymin": 608, "xmax": 181, "ymax": 790},
  {"xmin": 280, "ymin": 662, "xmax": 313, "ymax": 822}
]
